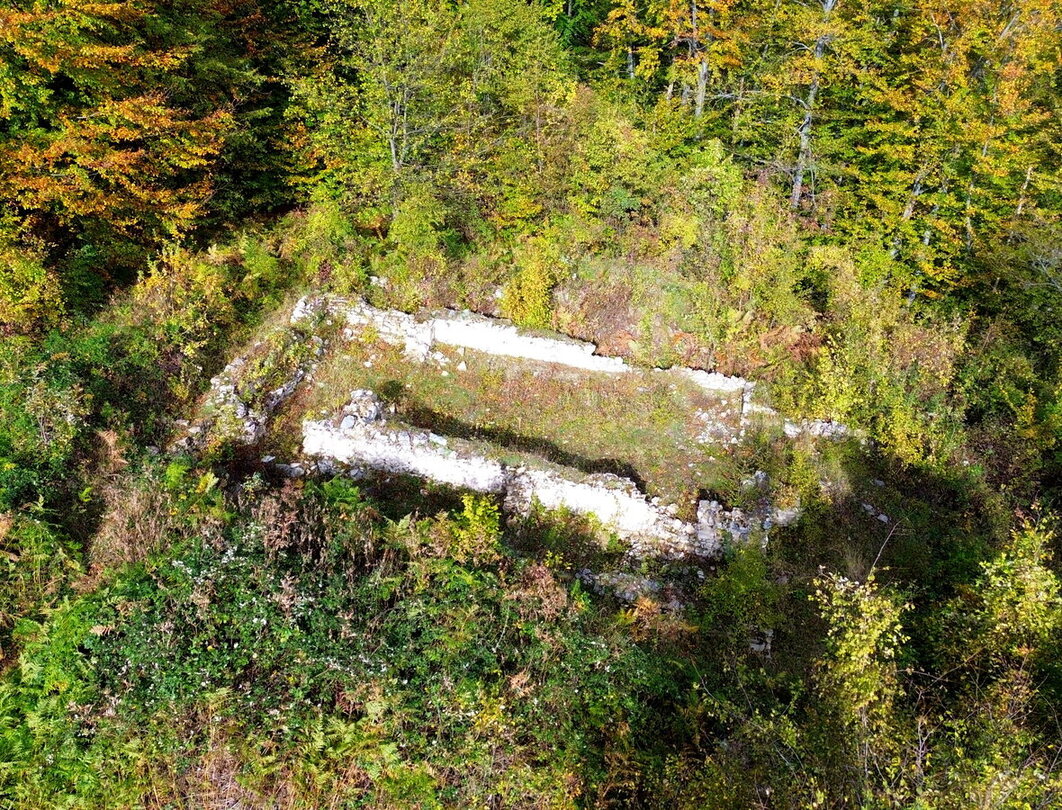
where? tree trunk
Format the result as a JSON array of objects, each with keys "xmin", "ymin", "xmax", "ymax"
[
  {"xmin": 694, "ymin": 59, "xmax": 709, "ymax": 118},
  {"xmin": 1011, "ymin": 165, "xmax": 1034, "ymax": 235},
  {"xmin": 890, "ymin": 170, "xmax": 927, "ymax": 259},
  {"xmin": 901, "ymin": 173, "xmax": 926, "ymax": 222},
  {"xmin": 790, "ymin": 77, "xmax": 819, "ymax": 208},
  {"xmin": 790, "ymin": 0, "xmax": 837, "ymax": 209}
]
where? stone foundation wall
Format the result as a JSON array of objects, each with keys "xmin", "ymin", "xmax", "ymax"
[
  {"xmin": 301, "ymin": 392, "xmax": 783, "ymax": 561},
  {"xmin": 303, "ymin": 418, "xmax": 509, "ymax": 495},
  {"xmin": 294, "ymin": 295, "xmax": 761, "ymax": 399},
  {"xmin": 182, "ymin": 297, "xmax": 818, "ymax": 560},
  {"xmin": 293, "ymin": 296, "xmax": 853, "ymax": 442}
]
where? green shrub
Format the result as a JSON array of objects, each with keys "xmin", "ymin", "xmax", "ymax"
[
  {"xmin": 237, "ymin": 234, "xmax": 287, "ymax": 307},
  {"xmin": 0, "ymin": 512, "xmax": 80, "ymax": 657},
  {"xmin": 780, "ymin": 245, "xmax": 967, "ymax": 466},
  {"xmin": 0, "ymin": 339, "xmax": 91, "ymax": 510},
  {"xmin": 278, "ymin": 199, "xmax": 368, "ymax": 293},
  {"xmin": 450, "ymin": 494, "xmax": 501, "ymax": 563},
  {"xmin": 0, "ymin": 242, "xmax": 62, "ymax": 334},
  {"xmin": 0, "ymin": 481, "xmax": 675, "ymax": 807},
  {"xmin": 374, "ymin": 184, "xmax": 449, "ymax": 309},
  {"xmin": 501, "ymin": 235, "xmax": 562, "ymax": 329}
]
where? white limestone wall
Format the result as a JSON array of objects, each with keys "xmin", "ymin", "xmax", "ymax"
[
  {"xmin": 189, "ymin": 309, "xmax": 333, "ymax": 447},
  {"xmin": 330, "ymin": 299, "xmax": 630, "ymax": 372},
  {"xmin": 674, "ymin": 367, "xmax": 750, "ymax": 398},
  {"xmin": 334, "ymin": 301, "xmax": 435, "ymax": 361},
  {"xmin": 202, "ymin": 355, "xmax": 268, "ymax": 445},
  {"xmin": 302, "ymin": 409, "xmax": 700, "ymax": 554},
  {"xmin": 783, "ymin": 418, "xmax": 850, "ymax": 440},
  {"xmin": 296, "ymin": 393, "xmax": 790, "ymax": 560},
  {"xmin": 429, "ymin": 311, "xmax": 630, "ymax": 373},
  {"xmin": 503, "ymin": 467, "xmax": 695, "ymax": 550},
  {"xmin": 192, "ymin": 349, "xmax": 313, "ymax": 448},
  {"xmin": 302, "ymin": 419, "xmax": 509, "ymax": 494}
]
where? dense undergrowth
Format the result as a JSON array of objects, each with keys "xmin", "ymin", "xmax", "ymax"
[
  {"xmin": 1, "ymin": 452, "xmax": 1060, "ymax": 808},
  {"xmin": 2, "ymin": 472, "xmax": 663, "ymax": 806},
  {"xmin": 1, "ymin": 0, "xmax": 1061, "ymax": 806}
]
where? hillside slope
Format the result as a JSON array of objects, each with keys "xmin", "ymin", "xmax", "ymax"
[{"xmin": 1, "ymin": 1, "xmax": 1060, "ymax": 807}]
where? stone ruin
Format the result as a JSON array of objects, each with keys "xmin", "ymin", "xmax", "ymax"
[
  {"xmin": 173, "ymin": 294, "xmax": 829, "ymax": 609},
  {"xmin": 303, "ymin": 390, "xmax": 795, "ymax": 565}
]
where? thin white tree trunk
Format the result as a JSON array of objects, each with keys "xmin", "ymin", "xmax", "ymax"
[
  {"xmin": 694, "ymin": 59, "xmax": 709, "ymax": 117},
  {"xmin": 790, "ymin": 0, "xmax": 837, "ymax": 208}
]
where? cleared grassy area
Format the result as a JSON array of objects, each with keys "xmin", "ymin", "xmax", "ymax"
[{"xmin": 269, "ymin": 329, "xmax": 760, "ymax": 517}]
